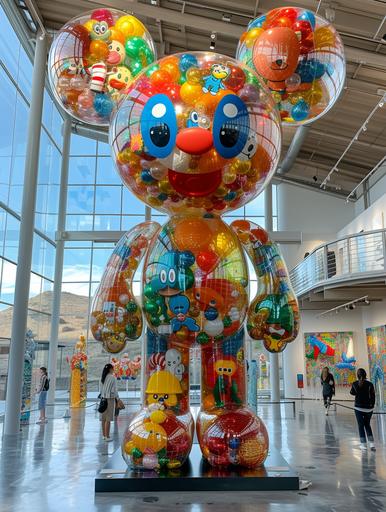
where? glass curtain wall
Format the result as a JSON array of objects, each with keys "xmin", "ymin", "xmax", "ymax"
[{"xmin": 0, "ymin": 6, "xmax": 63, "ymax": 401}]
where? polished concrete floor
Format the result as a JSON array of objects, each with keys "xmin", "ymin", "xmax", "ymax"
[{"xmin": 0, "ymin": 400, "xmax": 385, "ymax": 512}]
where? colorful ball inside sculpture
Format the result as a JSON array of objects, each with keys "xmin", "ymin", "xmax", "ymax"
[
  {"xmin": 48, "ymin": 9, "xmax": 156, "ymax": 126},
  {"xmin": 110, "ymin": 52, "xmax": 281, "ymax": 215},
  {"xmin": 237, "ymin": 6, "xmax": 345, "ymax": 125}
]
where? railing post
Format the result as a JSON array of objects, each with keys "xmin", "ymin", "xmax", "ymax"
[
  {"xmin": 347, "ymin": 236, "xmax": 352, "ymax": 274},
  {"xmin": 323, "ymin": 245, "xmax": 329, "ymax": 280}
]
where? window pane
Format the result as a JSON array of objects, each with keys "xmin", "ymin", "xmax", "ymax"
[
  {"xmin": 95, "ymin": 186, "xmax": 121, "ymax": 214},
  {"xmin": 93, "ymin": 214, "xmax": 121, "ymax": 230},
  {"xmin": 67, "ymin": 185, "xmax": 94, "ymax": 213},
  {"xmin": 70, "ymin": 134, "xmax": 96, "ymax": 156},
  {"xmin": 122, "ymin": 187, "xmax": 145, "ymax": 215},
  {"xmin": 96, "ymin": 156, "xmax": 121, "ymax": 185},
  {"xmin": 63, "ymin": 247, "xmax": 91, "ymax": 282},
  {"xmin": 66, "ymin": 214, "xmax": 94, "ymax": 230},
  {"xmin": 0, "ymin": 261, "xmax": 17, "ymax": 303},
  {"xmin": 69, "ymin": 156, "xmax": 96, "ymax": 185},
  {"xmin": 0, "ymin": 68, "xmax": 17, "ymax": 158},
  {"xmin": 4, "ymin": 214, "xmax": 19, "ymax": 262}
]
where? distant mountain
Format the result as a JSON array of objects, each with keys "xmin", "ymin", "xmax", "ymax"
[{"xmin": 0, "ymin": 291, "xmax": 142, "ymax": 392}]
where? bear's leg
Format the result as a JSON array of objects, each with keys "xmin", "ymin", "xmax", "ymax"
[
  {"xmin": 121, "ymin": 329, "xmax": 194, "ymax": 470},
  {"xmin": 196, "ymin": 328, "xmax": 269, "ymax": 468}
]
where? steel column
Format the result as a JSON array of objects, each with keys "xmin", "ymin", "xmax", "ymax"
[
  {"xmin": 265, "ymin": 184, "xmax": 281, "ymax": 401},
  {"xmin": 47, "ymin": 116, "xmax": 71, "ymax": 406},
  {"xmin": 4, "ymin": 32, "xmax": 48, "ymax": 435}
]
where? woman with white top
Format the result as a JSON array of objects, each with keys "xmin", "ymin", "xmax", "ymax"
[{"xmin": 100, "ymin": 363, "xmax": 119, "ymax": 441}]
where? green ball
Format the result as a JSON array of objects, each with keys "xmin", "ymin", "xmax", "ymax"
[
  {"xmin": 125, "ymin": 36, "xmax": 147, "ymax": 59},
  {"xmin": 144, "ymin": 283, "xmax": 156, "ymax": 299},
  {"xmin": 150, "ymin": 315, "xmax": 161, "ymax": 327},
  {"xmin": 223, "ymin": 316, "xmax": 232, "ymax": 328},
  {"xmin": 131, "ymin": 447, "xmax": 142, "ymax": 459},
  {"xmin": 125, "ymin": 324, "xmax": 136, "ymax": 337},
  {"xmin": 130, "ymin": 60, "xmax": 144, "ymax": 76},
  {"xmin": 146, "ymin": 63, "xmax": 159, "ymax": 77},
  {"xmin": 145, "ymin": 301, "xmax": 159, "ymax": 315},
  {"xmin": 197, "ymin": 332, "xmax": 210, "ymax": 345},
  {"xmin": 179, "ymin": 73, "xmax": 187, "ymax": 85},
  {"xmin": 126, "ymin": 301, "xmax": 138, "ymax": 313}
]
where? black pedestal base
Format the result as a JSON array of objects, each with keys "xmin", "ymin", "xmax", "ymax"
[{"xmin": 95, "ymin": 444, "xmax": 299, "ymax": 492}]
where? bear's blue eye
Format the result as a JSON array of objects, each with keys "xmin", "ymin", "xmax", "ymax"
[
  {"xmin": 213, "ymin": 95, "xmax": 249, "ymax": 159},
  {"xmin": 141, "ymin": 94, "xmax": 177, "ymax": 158}
]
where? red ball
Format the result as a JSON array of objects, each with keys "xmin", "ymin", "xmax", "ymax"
[
  {"xmin": 224, "ymin": 66, "xmax": 246, "ymax": 92},
  {"xmin": 293, "ymin": 20, "xmax": 313, "ymax": 40},
  {"xmin": 165, "ymin": 83, "xmax": 181, "ymax": 101},
  {"xmin": 276, "ymin": 7, "xmax": 298, "ymax": 22},
  {"xmin": 207, "ymin": 436, "xmax": 227, "ymax": 455},
  {"xmin": 151, "ymin": 69, "xmax": 173, "ymax": 89},
  {"xmin": 270, "ymin": 16, "xmax": 293, "ymax": 29},
  {"xmin": 90, "ymin": 9, "xmax": 114, "ymax": 26}
]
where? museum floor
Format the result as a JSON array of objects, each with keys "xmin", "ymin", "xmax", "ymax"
[{"xmin": 0, "ymin": 400, "xmax": 385, "ymax": 512}]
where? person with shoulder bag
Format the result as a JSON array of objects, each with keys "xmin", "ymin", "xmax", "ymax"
[
  {"xmin": 36, "ymin": 367, "xmax": 49, "ymax": 424},
  {"xmin": 350, "ymin": 368, "xmax": 376, "ymax": 451},
  {"xmin": 99, "ymin": 364, "xmax": 119, "ymax": 441}
]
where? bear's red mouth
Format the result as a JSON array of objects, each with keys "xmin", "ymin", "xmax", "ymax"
[{"xmin": 168, "ymin": 169, "xmax": 222, "ymax": 198}]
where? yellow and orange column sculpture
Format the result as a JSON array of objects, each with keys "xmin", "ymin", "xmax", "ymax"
[{"xmin": 69, "ymin": 334, "xmax": 88, "ymax": 408}]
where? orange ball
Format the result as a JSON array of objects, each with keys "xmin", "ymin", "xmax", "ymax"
[
  {"xmin": 109, "ymin": 27, "xmax": 125, "ymax": 44},
  {"xmin": 151, "ymin": 69, "xmax": 173, "ymax": 87},
  {"xmin": 173, "ymin": 218, "xmax": 213, "ymax": 253},
  {"xmin": 196, "ymin": 89, "xmax": 234, "ymax": 114},
  {"xmin": 251, "ymin": 145, "xmax": 271, "ymax": 175},
  {"xmin": 180, "ymin": 82, "xmax": 203, "ymax": 106},
  {"xmin": 66, "ymin": 89, "xmax": 81, "ymax": 106},
  {"xmin": 238, "ymin": 437, "xmax": 268, "ymax": 468},
  {"xmin": 89, "ymin": 40, "xmax": 109, "ymax": 60},
  {"xmin": 160, "ymin": 60, "xmax": 180, "ymax": 82}
]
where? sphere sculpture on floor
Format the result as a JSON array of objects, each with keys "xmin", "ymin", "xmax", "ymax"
[
  {"xmin": 91, "ymin": 51, "xmax": 300, "ymax": 471},
  {"xmin": 48, "ymin": 9, "xmax": 155, "ymax": 126},
  {"xmin": 237, "ymin": 6, "xmax": 345, "ymax": 124}
]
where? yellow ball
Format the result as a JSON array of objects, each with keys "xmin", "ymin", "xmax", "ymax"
[
  {"xmin": 115, "ymin": 15, "xmax": 145, "ymax": 38},
  {"xmin": 83, "ymin": 19, "xmax": 95, "ymax": 32},
  {"xmin": 245, "ymin": 27, "xmax": 263, "ymax": 48}
]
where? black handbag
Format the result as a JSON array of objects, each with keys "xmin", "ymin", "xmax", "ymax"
[{"xmin": 98, "ymin": 397, "xmax": 108, "ymax": 413}]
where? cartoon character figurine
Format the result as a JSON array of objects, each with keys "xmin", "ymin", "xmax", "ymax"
[
  {"xmin": 202, "ymin": 63, "xmax": 230, "ymax": 95},
  {"xmin": 213, "ymin": 358, "xmax": 242, "ymax": 408},
  {"xmin": 91, "ymin": 51, "xmax": 301, "ymax": 471}
]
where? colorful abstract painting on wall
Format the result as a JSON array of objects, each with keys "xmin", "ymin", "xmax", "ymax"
[
  {"xmin": 366, "ymin": 325, "xmax": 386, "ymax": 410},
  {"xmin": 304, "ymin": 332, "xmax": 356, "ymax": 387}
]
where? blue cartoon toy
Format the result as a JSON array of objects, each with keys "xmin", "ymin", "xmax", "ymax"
[
  {"xmin": 151, "ymin": 250, "xmax": 195, "ymax": 296},
  {"xmin": 202, "ymin": 63, "xmax": 230, "ymax": 95},
  {"xmin": 169, "ymin": 295, "xmax": 200, "ymax": 332}
]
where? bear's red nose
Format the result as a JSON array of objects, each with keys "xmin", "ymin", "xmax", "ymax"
[{"xmin": 176, "ymin": 127, "xmax": 213, "ymax": 155}]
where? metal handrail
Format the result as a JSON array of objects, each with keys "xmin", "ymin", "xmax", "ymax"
[{"xmin": 290, "ymin": 228, "xmax": 386, "ymax": 297}]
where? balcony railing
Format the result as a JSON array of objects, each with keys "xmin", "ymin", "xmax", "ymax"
[{"xmin": 290, "ymin": 229, "xmax": 386, "ymax": 297}]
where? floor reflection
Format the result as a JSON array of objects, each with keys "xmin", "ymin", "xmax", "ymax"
[{"xmin": 0, "ymin": 401, "xmax": 385, "ymax": 512}]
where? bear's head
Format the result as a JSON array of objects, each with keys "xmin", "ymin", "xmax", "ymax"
[{"xmin": 110, "ymin": 52, "xmax": 281, "ymax": 216}]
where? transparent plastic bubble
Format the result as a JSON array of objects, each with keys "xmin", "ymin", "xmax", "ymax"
[
  {"xmin": 48, "ymin": 9, "xmax": 156, "ymax": 127},
  {"xmin": 110, "ymin": 52, "xmax": 281, "ymax": 215},
  {"xmin": 237, "ymin": 7, "xmax": 345, "ymax": 125}
]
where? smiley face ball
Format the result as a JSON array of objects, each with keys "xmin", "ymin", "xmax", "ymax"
[
  {"xmin": 237, "ymin": 7, "xmax": 345, "ymax": 125},
  {"xmin": 48, "ymin": 9, "xmax": 155, "ymax": 126},
  {"xmin": 110, "ymin": 52, "xmax": 281, "ymax": 215}
]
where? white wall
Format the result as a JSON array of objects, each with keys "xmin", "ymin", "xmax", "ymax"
[
  {"xmin": 277, "ymin": 182, "xmax": 355, "ymax": 269},
  {"xmin": 283, "ymin": 309, "xmax": 369, "ymax": 400},
  {"xmin": 339, "ymin": 190, "xmax": 386, "ymax": 237}
]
